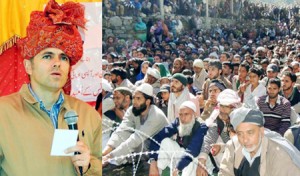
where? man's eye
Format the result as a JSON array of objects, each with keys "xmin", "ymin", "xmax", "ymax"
[
  {"xmin": 61, "ymin": 56, "xmax": 69, "ymax": 61},
  {"xmin": 42, "ymin": 55, "xmax": 51, "ymax": 59}
]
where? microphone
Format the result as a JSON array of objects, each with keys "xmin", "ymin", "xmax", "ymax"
[{"xmin": 64, "ymin": 110, "xmax": 83, "ymax": 176}]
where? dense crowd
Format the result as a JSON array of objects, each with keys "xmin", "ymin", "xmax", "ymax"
[{"xmin": 101, "ymin": 1, "xmax": 300, "ymax": 175}]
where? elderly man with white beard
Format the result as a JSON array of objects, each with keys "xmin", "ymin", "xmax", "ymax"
[{"xmin": 148, "ymin": 101, "xmax": 208, "ymax": 176}]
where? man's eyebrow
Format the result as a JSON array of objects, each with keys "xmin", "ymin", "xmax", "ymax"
[{"xmin": 42, "ymin": 51, "xmax": 54, "ymax": 55}]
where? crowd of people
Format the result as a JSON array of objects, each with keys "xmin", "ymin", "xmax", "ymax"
[{"xmin": 101, "ymin": 1, "xmax": 300, "ymax": 175}]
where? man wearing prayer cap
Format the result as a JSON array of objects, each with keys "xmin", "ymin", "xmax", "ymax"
[
  {"xmin": 197, "ymin": 89, "xmax": 242, "ymax": 176},
  {"xmin": 149, "ymin": 101, "xmax": 208, "ymax": 176},
  {"xmin": 167, "ymin": 73, "xmax": 200, "ymax": 122},
  {"xmin": 0, "ymin": 0, "xmax": 101, "ymax": 175},
  {"xmin": 102, "ymin": 83, "xmax": 168, "ymax": 167},
  {"xmin": 193, "ymin": 59, "xmax": 208, "ymax": 92},
  {"xmin": 219, "ymin": 107, "xmax": 300, "ymax": 176}
]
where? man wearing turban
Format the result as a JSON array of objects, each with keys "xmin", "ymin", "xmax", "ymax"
[{"xmin": 0, "ymin": 0, "xmax": 101, "ymax": 175}]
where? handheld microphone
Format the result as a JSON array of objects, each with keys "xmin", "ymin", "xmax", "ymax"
[{"xmin": 64, "ymin": 110, "xmax": 83, "ymax": 176}]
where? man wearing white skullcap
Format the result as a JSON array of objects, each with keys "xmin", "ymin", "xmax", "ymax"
[
  {"xmin": 219, "ymin": 107, "xmax": 300, "ymax": 176},
  {"xmin": 193, "ymin": 59, "xmax": 208, "ymax": 91},
  {"xmin": 102, "ymin": 83, "xmax": 169, "ymax": 167},
  {"xmin": 197, "ymin": 89, "xmax": 242, "ymax": 176},
  {"xmin": 149, "ymin": 101, "xmax": 208, "ymax": 176}
]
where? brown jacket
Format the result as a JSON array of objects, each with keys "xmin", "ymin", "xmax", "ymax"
[
  {"xmin": 219, "ymin": 136, "xmax": 300, "ymax": 176},
  {"xmin": 0, "ymin": 84, "xmax": 101, "ymax": 176}
]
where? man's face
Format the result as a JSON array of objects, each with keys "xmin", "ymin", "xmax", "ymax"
[
  {"xmin": 178, "ymin": 107, "xmax": 195, "ymax": 137},
  {"xmin": 220, "ymin": 54, "xmax": 228, "ymax": 63},
  {"xmin": 232, "ymin": 57, "xmax": 240, "ymax": 63},
  {"xmin": 170, "ymin": 79, "xmax": 184, "ymax": 93},
  {"xmin": 267, "ymin": 83, "xmax": 280, "ymax": 99},
  {"xmin": 222, "ymin": 65, "xmax": 231, "ymax": 76},
  {"xmin": 132, "ymin": 91, "xmax": 148, "ymax": 116},
  {"xmin": 266, "ymin": 70, "xmax": 278, "ymax": 79},
  {"xmin": 113, "ymin": 91, "xmax": 127, "ymax": 109},
  {"xmin": 161, "ymin": 91, "xmax": 170, "ymax": 101},
  {"xmin": 111, "ymin": 74, "xmax": 118, "ymax": 83},
  {"xmin": 249, "ymin": 72, "xmax": 259, "ymax": 85},
  {"xmin": 281, "ymin": 75, "xmax": 294, "ymax": 91},
  {"xmin": 154, "ymin": 56, "xmax": 161, "ymax": 63},
  {"xmin": 160, "ymin": 78, "xmax": 170, "ymax": 86},
  {"xmin": 245, "ymin": 56, "xmax": 252, "ymax": 64},
  {"xmin": 208, "ymin": 85, "xmax": 221, "ymax": 103},
  {"xmin": 172, "ymin": 60, "xmax": 182, "ymax": 73},
  {"xmin": 208, "ymin": 66, "xmax": 221, "ymax": 79},
  {"xmin": 292, "ymin": 64, "xmax": 299, "ymax": 74},
  {"xmin": 146, "ymin": 74, "xmax": 157, "ymax": 85},
  {"xmin": 24, "ymin": 48, "xmax": 70, "ymax": 91},
  {"xmin": 193, "ymin": 66, "xmax": 202, "ymax": 74},
  {"xmin": 179, "ymin": 107, "xmax": 194, "ymax": 124},
  {"xmin": 236, "ymin": 123, "xmax": 264, "ymax": 155},
  {"xmin": 238, "ymin": 66, "xmax": 248, "ymax": 80},
  {"xmin": 219, "ymin": 104, "xmax": 233, "ymax": 121}
]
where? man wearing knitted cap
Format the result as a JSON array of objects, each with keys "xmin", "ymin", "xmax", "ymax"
[
  {"xmin": 149, "ymin": 101, "xmax": 208, "ymax": 176},
  {"xmin": 135, "ymin": 67, "xmax": 161, "ymax": 95},
  {"xmin": 102, "ymin": 83, "xmax": 168, "ymax": 167},
  {"xmin": 197, "ymin": 89, "xmax": 241, "ymax": 176},
  {"xmin": 168, "ymin": 73, "xmax": 200, "ymax": 122},
  {"xmin": 0, "ymin": 0, "xmax": 101, "ymax": 175},
  {"xmin": 219, "ymin": 107, "xmax": 300, "ymax": 176},
  {"xmin": 193, "ymin": 59, "xmax": 208, "ymax": 92}
]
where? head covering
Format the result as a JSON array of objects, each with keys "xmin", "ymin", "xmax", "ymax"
[
  {"xmin": 147, "ymin": 68, "xmax": 161, "ymax": 80},
  {"xmin": 172, "ymin": 73, "xmax": 187, "ymax": 86},
  {"xmin": 135, "ymin": 83, "xmax": 153, "ymax": 97},
  {"xmin": 230, "ymin": 107, "xmax": 300, "ymax": 168},
  {"xmin": 17, "ymin": 0, "xmax": 86, "ymax": 66},
  {"xmin": 209, "ymin": 52, "xmax": 219, "ymax": 59},
  {"xmin": 180, "ymin": 101, "xmax": 196, "ymax": 113},
  {"xmin": 209, "ymin": 80, "xmax": 226, "ymax": 91},
  {"xmin": 155, "ymin": 63, "xmax": 171, "ymax": 77},
  {"xmin": 217, "ymin": 89, "xmax": 241, "ymax": 107},
  {"xmin": 114, "ymin": 86, "xmax": 132, "ymax": 96},
  {"xmin": 159, "ymin": 84, "xmax": 170, "ymax": 93},
  {"xmin": 267, "ymin": 64, "xmax": 279, "ymax": 72},
  {"xmin": 193, "ymin": 59, "xmax": 204, "ymax": 68},
  {"xmin": 230, "ymin": 107, "xmax": 264, "ymax": 130},
  {"xmin": 102, "ymin": 59, "xmax": 109, "ymax": 66},
  {"xmin": 102, "ymin": 79, "xmax": 113, "ymax": 92}
]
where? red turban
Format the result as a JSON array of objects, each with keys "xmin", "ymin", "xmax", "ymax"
[{"xmin": 17, "ymin": 0, "xmax": 86, "ymax": 66}]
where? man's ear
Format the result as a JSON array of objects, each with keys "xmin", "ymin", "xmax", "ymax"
[
  {"xmin": 146, "ymin": 99, "xmax": 151, "ymax": 106},
  {"xmin": 23, "ymin": 59, "xmax": 33, "ymax": 75}
]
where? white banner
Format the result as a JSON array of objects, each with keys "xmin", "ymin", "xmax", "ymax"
[{"xmin": 70, "ymin": 2, "xmax": 102, "ymax": 102}]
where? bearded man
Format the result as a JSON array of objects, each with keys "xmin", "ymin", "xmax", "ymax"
[
  {"xmin": 102, "ymin": 83, "xmax": 168, "ymax": 167},
  {"xmin": 148, "ymin": 101, "xmax": 208, "ymax": 176}
]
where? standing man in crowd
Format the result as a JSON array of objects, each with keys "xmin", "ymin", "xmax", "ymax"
[
  {"xmin": 0, "ymin": 0, "xmax": 101, "ymax": 175},
  {"xmin": 102, "ymin": 83, "xmax": 168, "ymax": 167},
  {"xmin": 219, "ymin": 107, "xmax": 300, "ymax": 175},
  {"xmin": 149, "ymin": 101, "xmax": 208, "ymax": 176}
]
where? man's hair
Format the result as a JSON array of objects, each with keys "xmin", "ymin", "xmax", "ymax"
[
  {"xmin": 261, "ymin": 58, "xmax": 269, "ymax": 65},
  {"xmin": 142, "ymin": 93, "xmax": 154, "ymax": 105},
  {"xmin": 221, "ymin": 52, "xmax": 230, "ymax": 59},
  {"xmin": 114, "ymin": 88, "xmax": 133, "ymax": 100},
  {"xmin": 268, "ymin": 78, "xmax": 281, "ymax": 88},
  {"xmin": 240, "ymin": 62, "xmax": 250, "ymax": 72},
  {"xmin": 208, "ymin": 59, "xmax": 222, "ymax": 70},
  {"xmin": 110, "ymin": 67, "xmax": 127, "ymax": 80},
  {"xmin": 249, "ymin": 66, "xmax": 263, "ymax": 77},
  {"xmin": 282, "ymin": 71, "xmax": 297, "ymax": 83}
]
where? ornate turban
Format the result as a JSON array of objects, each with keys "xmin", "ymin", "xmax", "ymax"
[{"xmin": 17, "ymin": 0, "xmax": 86, "ymax": 66}]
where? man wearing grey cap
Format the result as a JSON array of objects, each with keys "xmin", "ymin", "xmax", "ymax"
[
  {"xmin": 261, "ymin": 63, "xmax": 280, "ymax": 87},
  {"xmin": 219, "ymin": 107, "xmax": 300, "ymax": 176},
  {"xmin": 102, "ymin": 83, "xmax": 168, "ymax": 167}
]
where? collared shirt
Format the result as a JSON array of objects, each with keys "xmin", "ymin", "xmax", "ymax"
[
  {"xmin": 28, "ymin": 84, "xmax": 64, "ymax": 128},
  {"xmin": 242, "ymin": 145, "xmax": 262, "ymax": 166},
  {"xmin": 265, "ymin": 95, "xmax": 281, "ymax": 108}
]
